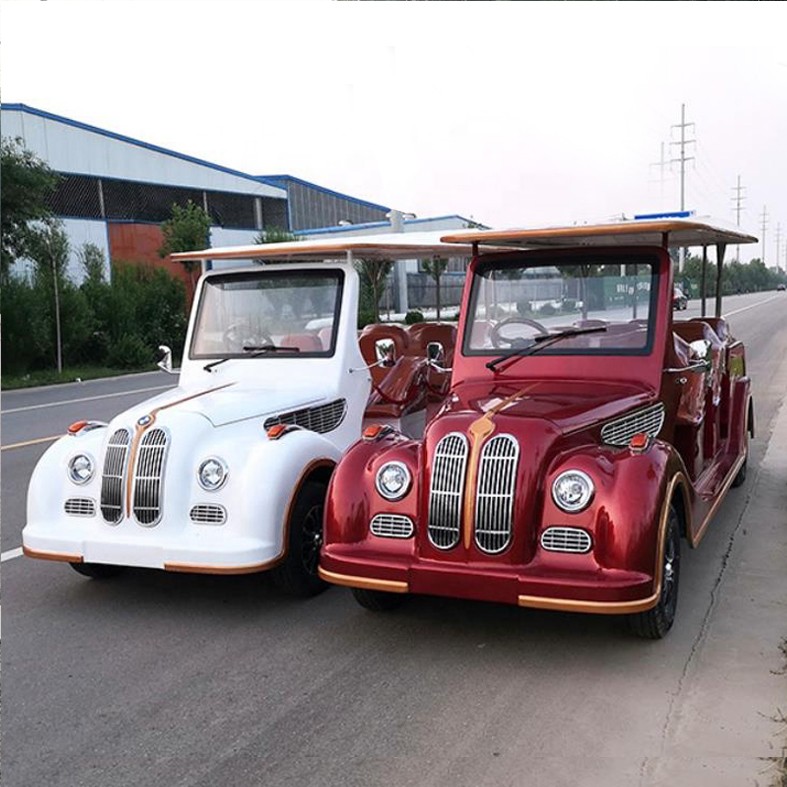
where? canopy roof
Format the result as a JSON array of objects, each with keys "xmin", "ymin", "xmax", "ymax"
[
  {"xmin": 171, "ymin": 231, "xmax": 477, "ymax": 264},
  {"xmin": 440, "ymin": 216, "xmax": 758, "ymax": 250}
]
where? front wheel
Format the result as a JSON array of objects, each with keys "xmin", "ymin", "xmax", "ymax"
[
  {"xmin": 270, "ymin": 480, "xmax": 328, "ymax": 597},
  {"xmin": 69, "ymin": 561, "xmax": 125, "ymax": 579},
  {"xmin": 351, "ymin": 587, "xmax": 407, "ymax": 612},
  {"xmin": 627, "ymin": 505, "xmax": 681, "ymax": 639}
]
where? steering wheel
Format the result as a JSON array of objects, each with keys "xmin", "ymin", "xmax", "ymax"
[
  {"xmin": 223, "ymin": 321, "xmax": 274, "ymax": 352},
  {"xmin": 490, "ymin": 317, "xmax": 548, "ymax": 348}
]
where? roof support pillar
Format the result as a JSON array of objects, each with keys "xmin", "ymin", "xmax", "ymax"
[
  {"xmin": 715, "ymin": 243, "xmax": 727, "ymax": 318},
  {"xmin": 700, "ymin": 246, "xmax": 708, "ymax": 317}
]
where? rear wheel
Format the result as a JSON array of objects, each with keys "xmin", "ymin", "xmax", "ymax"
[
  {"xmin": 69, "ymin": 562, "xmax": 125, "ymax": 579},
  {"xmin": 628, "ymin": 505, "xmax": 681, "ymax": 639},
  {"xmin": 351, "ymin": 587, "xmax": 406, "ymax": 612},
  {"xmin": 271, "ymin": 481, "xmax": 328, "ymax": 597}
]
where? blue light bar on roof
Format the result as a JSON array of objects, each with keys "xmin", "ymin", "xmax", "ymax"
[{"xmin": 633, "ymin": 210, "xmax": 695, "ymax": 220}]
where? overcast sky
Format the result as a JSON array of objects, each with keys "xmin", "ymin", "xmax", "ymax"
[{"xmin": 2, "ymin": 0, "xmax": 785, "ymax": 264}]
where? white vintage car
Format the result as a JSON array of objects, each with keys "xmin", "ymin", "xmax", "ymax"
[{"xmin": 22, "ymin": 233, "xmax": 471, "ymax": 595}]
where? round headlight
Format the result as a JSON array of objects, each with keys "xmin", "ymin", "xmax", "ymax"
[
  {"xmin": 67, "ymin": 453, "xmax": 95, "ymax": 485},
  {"xmin": 198, "ymin": 457, "xmax": 228, "ymax": 491},
  {"xmin": 552, "ymin": 470, "xmax": 594, "ymax": 513},
  {"xmin": 375, "ymin": 461, "xmax": 412, "ymax": 501}
]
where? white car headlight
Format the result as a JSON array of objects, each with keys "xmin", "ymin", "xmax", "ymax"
[
  {"xmin": 198, "ymin": 457, "xmax": 228, "ymax": 491},
  {"xmin": 552, "ymin": 470, "xmax": 594, "ymax": 513},
  {"xmin": 375, "ymin": 461, "xmax": 412, "ymax": 501},
  {"xmin": 67, "ymin": 453, "xmax": 95, "ymax": 485}
]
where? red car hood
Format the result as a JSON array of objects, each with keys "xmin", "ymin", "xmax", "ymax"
[{"xmin": 444, "ymin": 379, "xmax": 655, "ymax": 434}]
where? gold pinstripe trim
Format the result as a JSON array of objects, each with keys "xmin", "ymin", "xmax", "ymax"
[
  {"xmin": 318, "ymin": 567, "xmax": 409, "ymax": 593},
  {"xmin": 124, "ymin": 383, "xmax": 234, "ymax": 514}
]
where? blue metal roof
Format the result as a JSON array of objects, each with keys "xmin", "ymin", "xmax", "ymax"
[
  {"xmin": 259, "ymin": 174, "xmax": 391, "ymax": 214},
  {"xmin": 1, "ymin": 103, "xmax": 285, "ymax": 193}
]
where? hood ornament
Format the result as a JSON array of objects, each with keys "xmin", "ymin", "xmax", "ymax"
[{"xmin": 137, "ymin": 414, "xmax": 153, "ymax": 427}]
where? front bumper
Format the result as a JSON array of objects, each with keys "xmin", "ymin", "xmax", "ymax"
[
  {"xmin": 23, "ymin": 518, "xmax": 281, "ymax": 574},
  {"xmin": 320, "ymin": 546, "xmax": 659, "ymax": 615}
]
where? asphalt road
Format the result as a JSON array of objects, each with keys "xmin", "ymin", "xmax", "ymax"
[{"xmin": 2, "ymin": 293, "xmax": 786, "ymax": 787}]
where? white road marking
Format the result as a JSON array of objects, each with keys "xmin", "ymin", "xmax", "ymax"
[
  {"xmin": 723, "ymin": 293, "xmax": 782, "ymax": 318},
  {"xmin": 2, "ymin": 547, "xmax": 23, "ymax": 562},
  {"xmin": 1, "ymin": 435, "xmax": 62, "ymax": 452},
  {"xmin": 1, "ymin": 383, "xmax": 176, "ymax": 415}
]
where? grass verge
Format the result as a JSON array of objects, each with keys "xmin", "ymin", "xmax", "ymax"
[{"xmin": 1, "ymin": 365, "xmax": 158, "ymax": 391}]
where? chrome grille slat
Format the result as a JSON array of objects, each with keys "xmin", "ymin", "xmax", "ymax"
[
  {"xmin": 475, "ymin": 434, "xmax": 519, "ymax": 554},
  {"xmin": 600, "ymin": 404, "xmax": 665, "ymax": 446},
  {"xmin": 541, "ymin": 526, "xmax": 592, "ymax": 554},
  {"xmin": 64, "ymin": 497, "xmax": 96, "ymax": 517},
  {"xmin": 100, "ymin": 429, "xmax": 130, "ymax": 524},
  {"xmin": 370, "ymin": 513, "xmax": 414, "ymax": 539},
  {"xmin": 190, "ymin": 504, "xmax": 227, "ymax": 525},
  {"xmin": 264, "ymin": 399, "xmax": 347, "ymax": 435},
  {"xmin": 427, "ymin": 433, "xmax": 469, "ymax": 550},
  {"xmin": 133, "ymin": 428, "xmax": 168, "ymax": 526}
]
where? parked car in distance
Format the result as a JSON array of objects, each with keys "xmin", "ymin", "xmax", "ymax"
[
  {"xmin": 673, "ymin": 286, "xmax": 688, "ymax": 310},
  {"xmin": 777, "ymin": 283, "xmax": 786, "ymax": 291},
  {"xmin": 22, "ymin": 233, "xmax": 473, "ymax": 596},
  {"xmin": 320, "ymin": 217, "xmax": 758, "ymax": 637}
]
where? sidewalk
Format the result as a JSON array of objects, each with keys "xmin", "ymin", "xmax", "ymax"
[{"xmin": 647, "ymin": 396, "xmax": 787, "ymax": 786}]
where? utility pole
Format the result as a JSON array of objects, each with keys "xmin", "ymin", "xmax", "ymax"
[
  {"xmin": 650, "ymin": 142, "xmax": 669, "ymax": 202},
  {"xmin": 670, "ymin": 103, "xmax": 695, "ymax": 272},
  {"xmin": 731, "ymin": 175, "xmax": 746, "ymax": 262},
  {"xmin": 776, "ymin": 222, "xmax": 782, "ymax": 272},
  {"xmin": 759, "ymin": 206, "xmax": 769, "ymax": 264}
]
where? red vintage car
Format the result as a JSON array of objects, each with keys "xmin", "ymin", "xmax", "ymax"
[{"xmin": 319, "ymin": 217, "xmax": 758, "ymax": 638}]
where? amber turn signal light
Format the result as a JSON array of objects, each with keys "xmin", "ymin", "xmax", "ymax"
[
  {"xmin": 67, "ymin": 420, "xmax": 88, "ymax": 435},
  {"xmin": 267, "ymin": 424, "xmax": 289, "ymax": 440},
  {"xmin": 629, "ymin": 432, "xmax": 650, "ymax": 451}
]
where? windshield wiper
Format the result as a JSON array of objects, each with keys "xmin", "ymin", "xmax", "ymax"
[
  {"xmin": 203, "ymin": 344, "xmax": 301, "ymax": 371},
  {"xmin": 486, "ymin": 326, "xmax": 608, "ymax": 371}
]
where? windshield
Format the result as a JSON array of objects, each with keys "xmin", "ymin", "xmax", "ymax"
[
  {"xmin": 464, "ymin": 256, "xmax": 657, "ymax": 356},
  {"xmin": 190, "ymin": 269, "xmax": 344, "ymax": 359}
]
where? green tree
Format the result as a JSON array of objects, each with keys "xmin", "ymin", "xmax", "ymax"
[
  {"xmin": 421, "ymin": 256, "xmax": 449, "ymax": 319},
  {"xmin": 26, "ymin": 220, "xmax": 70, "ymax": 372},
  {"xmin": 79, "ymin": 242, "xmax": 107, "ymax": 285},
  {"xmin": 1, "ymin": 137, "xmax": 60, "ymax": 279},
  {"xmin": 159, "ymin": 200, "xmax": 211, "ymax": 295},
  {"xmin": 254, "ymin": 226, "xmax": 299, "ymax": 244},
  {"xmin": 357, "ymin": 257, "xmax": 394, "ymax": 324}
]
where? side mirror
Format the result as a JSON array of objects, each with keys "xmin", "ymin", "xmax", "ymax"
[
  {"xmin": 375, "ymin": 339, "xmax": 396, "ymax": 368},
  {"xmin": 688, "ymin": 339, "xmax": 712, "ymax": 370},
  {"xmin": 426, "ymin": 341, "xmax": 445, "ymax": 363},
  {"xmin": 157, "ymin": 345, "xmax": 177, "ymax": 375}
]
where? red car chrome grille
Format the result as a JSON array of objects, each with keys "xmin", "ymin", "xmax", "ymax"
[
  {"xmin": 474, "ymin": 434, "xmax": 519, "ymax": 554},
  {"xmin": 427, "ymin": 433, "xmax": 469, "ymax": 550}
]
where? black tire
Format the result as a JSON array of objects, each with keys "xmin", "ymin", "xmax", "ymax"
[
  {"xmin": 69, "ymin": 561, "xmax": 125, "ymax": 579},
  {"xmin": 628, "ymin": 505, "xmax": 681, "ymax": 639},
  {"xmin": 270, "ymin": 480, "xmax": 328, "ymax": 597},
  {"xmin": 731, "ymin": 455, "xmax": 747, "ymax": 487},
  {"xmin": 351, "ymin": 587, "xmax": 406, "ymax": 612}
]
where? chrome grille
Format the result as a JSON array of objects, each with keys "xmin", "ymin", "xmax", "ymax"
[
  {"xmin": 190, "ymin": 504, "xmax": 227, "ymax": 525},
  {"xmin": 600, "ymin": 403, "xmax": 665, "ymax": 446},
  {"xmin": 370, "ymin": 513, "xmax": 414, "ymax": 539},
  {"xmin": 427, "ymin": 433, "xmax": 469, "ymax": 550},
  {"xmin": 100, "ymin": 429, "xmax": 130, "ymax": 524},
  {"xmin": 132, "ymin": 428, "xmax": 169, "ymax": 526},
  {"xmin": 541, "ymin": 526, "xmax": 592, "ymax": 554},
  {"xmin": 264, "ymin": 399, "xmax": 347, "ymax": 435},
  {"xmin": 64, "ymin": 497, "xmax": 96, "ymax": 517},
  {"xmin": 475, "ymin": 434, "xmax": 519, "ymax": 554}
]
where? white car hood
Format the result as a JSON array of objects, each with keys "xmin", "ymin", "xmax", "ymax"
[{"xmin": 117, "ymin": 383, "xmax": 330, "ymax": 428}]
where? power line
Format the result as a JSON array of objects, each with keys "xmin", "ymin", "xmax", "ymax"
[
  {"xmin": 776, "ymin": 222, "xmax": 782, "ymax": 271},
  {"xmin": 670, "ymin": 103, "xmax": 695, "ymax": 272}
]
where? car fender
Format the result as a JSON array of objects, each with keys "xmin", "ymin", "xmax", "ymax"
[{"xmin": 541, "ymin": 440, "xmax": 688, "ymax": 581}]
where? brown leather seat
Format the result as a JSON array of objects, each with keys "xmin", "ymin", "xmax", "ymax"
[{"xmin": 358, "ymin": 324, "xmax": 410, "ymax": 386}]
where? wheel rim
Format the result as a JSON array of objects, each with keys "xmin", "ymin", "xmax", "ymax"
[
  {"xmin": 300, "ymin": 503, "xmax": 323, "ymax": 576},
  {"xmin": 661, "ymin": 528, "xmax": 679, "ymax": 617}
]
